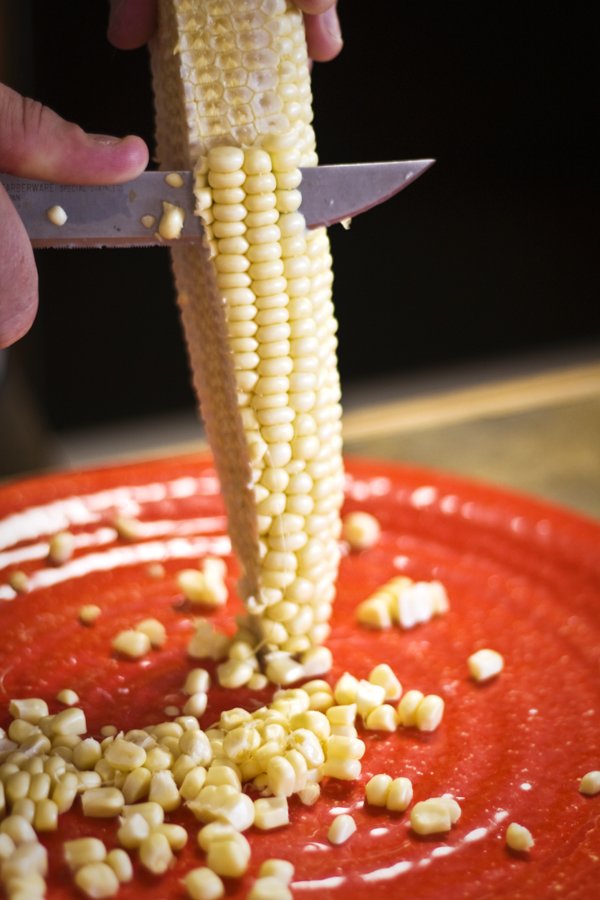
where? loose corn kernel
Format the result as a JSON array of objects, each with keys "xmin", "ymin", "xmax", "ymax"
[
  {"xmin": 206, "ymin": 833, "xmax": 251, "ymax": 878},
  {"xmin": 73, "ymin": 738, "xmax": 102, "ymax": 771},
  {"xmin": 117, "ymin": 812, "xmax": 151, "ymax": 849},
  {"xmin": 183, "ymin": 692, "xmax": 208, "ymax": 717},
  {"xmin": 368, "ymin": 663, "xmax": 402, "ymax": 701},
  {"xmin": 259, "ymin": 859, "xmax": 295, "ymax": 884},
  {"xmin": 365, "ymin": 773, "xmax": 393, "ymax": 807},
  {"xmin": 189, "ymin": 784, "xmax": 254, "ymax": 831},
  {"xmin": 506, "ymin": 822, "xmax": 534, "ymax": 852},
  {"xmin": 8, "ymin": 698, "xmax": 49, "ymax": 724},
  {"xmin": 254, "ymin": 796, "xmax": 289, "ymax": 830},
  {"xmin": 183, "ymin": 668, "xmax": 211, "ymax": 695},
  {"xmin": 0, "ymin": 832, "xmax": 15, "ymax": 860},
  {"xmin": 321, "ymin": 758, "xmax": 361, "ymax": 781},
  {"xmin": 365, "ymin": 704, "xmax": 398, "ymax": 731},
  {"xmin": 7, "ymin": 570, "xmax": 29, "ymax": 593},
  {"xmin": 415, "ymin": 694, "xmax": 445, "ymax": 732},
  {"xmin": 266, "ymin": 756, "xmax": 296, "ymax": 798},
  {"xmin": 81, "ymin": 787, "xmax": 124, "ymax": 817},
  {"xmin": 180, "ymin": 766, "xmax": 208, "ymax": 801},
  {"xmin": 179, "ymin": 729, "xmax": 212, "ymax": 766},
  {"xmin": 248, "ymin": 877, "xmax": 293, "ymax": 900},
  {"xmin": 149, "ymin": 770, "xmax": 180, "ymax": 811},
  {"xmin": 396, "ymin": 690, "xmax": 424, "ymax": 727},
  {"xmin": 52, "ymin": 773, "xmax": 79, "ymax": 813},
  {"xmin": 184, "ymin": 867, "xmax": 225, "ymax": 900},
  {"xmin": 333, "ymin": 673, "xmax": 359, "ymax": 705},
  {"xmin": 177, "ymin": 569, "xmax": 227, "ymax": 607},
  {"xmin": 139, "ymin": 831, "xmax": 173, "ymax": 874},
  {"xmin": 386, "ymin": 777, "xmax": 413, "ymax": 812},
  {"xmin": 341, "ymin": 511, "xmax": 381, "ymax": 550},
  {"xmin": 122, "ymin": 801, "xmax": 164, "ymax": 829},
  {"xmin": 112, "ymin": 629, "xmax": 151, "ymax": 658},
  {"xmin": 156, "ymin": 823, "xmax": 188, "ymax": 851},
  {"xmin": 0, "ymin": 815, "xmax": 37, "ymax": 844},
  {"xmin": 410, "ymin": 796, "xmax": 461, "ymax": 835},
  {"xmin": 104, "ymin": 738, "xmax": 147, "ymax": 772},
  {"xmin": 328, "ymin": 813, "xmax": 357, "ymax": 845},
  {"xmin": 49, "ymin": 706, "xmax": 86, "ymax": 736},
  {"xmin": 298, "ymin": 783, "xmax": 321, "ymax": 806},
  {"xmin": 12, "ymin": 798, "xmax": 35, "ymax": 822},
  {"xmin": 106, "ymin": 848, "xmax": 133, "ymax": 883},
  {"xmin": 56, "ymin": 688, "xmax": 79, "ymax": 706},
  {"xmin": 34, "ymin": 797, "xmax": 59, "ymax": 831},
  {"xmin": 64, "ymin": 837, "xmax": 107, "ymax": 871},
  {"xmin": 579, "ymin": 771, "xmax": 600, "ymax": 795},
  {"xmin": 326, "ymin": 734, "xmax": 365, "ymax": 760},
  {"xmin": 217, "ymin": 659, "xmax": 254, "ymax": 689},
  {"xmin": 48, "ymin": 530, "xmax": 74, "ymax": 565},
  {"xmin": 188, "ymin": 620, "xmax": 230, "ymax": 660},
  {"xmin": 136, "ymin": 618, "xmax": 167, "ymax": 648},
  {"xmin": 79, "ymin": 604, "xmax": 102, "ymax": 625},
  {"xmin": 468, "ymin": 648, "xmax": 504, "ymax": 682},
  {"xmin": 74, "ymin": 862, "xmax": 119, "ymax": 898}
]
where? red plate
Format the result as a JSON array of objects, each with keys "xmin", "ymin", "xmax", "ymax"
[{"xmin": 1, "ymin": 455, "xmax": 599, "ymax": 898}]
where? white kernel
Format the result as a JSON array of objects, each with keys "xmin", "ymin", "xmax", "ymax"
[
  {"xmin": 410, "ymin": 796, "xmax": 461, "ymax": 834},
  {"xmin": 328, "ymin": 813, "xmax": 356, "ymax": 845},
  {"xmin": 342, "ymin": 511, "xmax": 381, "ymax": 550},
  {"xmin": 254, "ymin": 796, "xmax": 289, "ymax": 830},
  {"xmin": 157, "ymin": 201, "xmax": 185, "ymax": 240},
  {"xmin": 415, "ymin": 694, "xmax": 445, "ymax": 732},
  {"xmin": 79, "ymin": 604, "xmax": 101, "ymax": 625},
  {"xmin": 106, "ymin": 848, "xmax": 133, "ymax": 883},
  {"xmin": 468, "ymin": 648, "xmax": 504, "ymax": 681},
  {"xmin": 139, "ymin": 831, "xmax": 173, "ymax": 875},
  {"xmin": 365, "ymin": 773, "xmax": 392, "ymax": 807},
  {"xmin": 135, "ymin": 618, "xmax": 167, "ymax": 647},
  {"xmin": 184, "ymin": 866, "xmax": 225, "ymax": 900},
  {"xmin": 579, "ymin": 771, "xmax": 600, "ymax": 795},
  {"xmin": 386, "ymin": 777, "xmax": 413, "ymax": 811},
  {"xmin": 506, "ymin": 822, "xmax": 534, "ymax": 852},
  {"xmin": 47, "ymin": 204, "xmax": 68, "ymax": 226},
  {"xmin": 112, "ymin": 629, "xmax": 151, "ymax": 658}
]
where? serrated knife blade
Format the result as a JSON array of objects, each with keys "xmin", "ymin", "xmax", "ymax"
[{"xmin": 0, "ymin": 159, "xmax": 434, "ymax": 248}]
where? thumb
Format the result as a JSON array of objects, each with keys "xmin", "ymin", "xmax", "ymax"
[
  {"xmin": 0, "ymin": 84, "xmax": 149, "ymax": 348},
  {"xmin": 0, "ymin": 83, "xmax": 148, "ymax": 184}
]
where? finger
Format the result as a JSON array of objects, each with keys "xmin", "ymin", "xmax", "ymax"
[
  {"xmin": 107, "ymin": 0, "xmax": 158, "ymax": 50},
  {"xmin": 304, "ymin": 6, "xmax": 343, "ymax": 62},
  {"xmin": 295, "ymin": 0, "xmax": 337, "ymax": 14},
  {"xmin": 0, "ymin": 83, "xmax": 148, "ymax": 184},
  {"xmin": 0, "ymin": 185, "xmax": 38, "ymax": 349}
]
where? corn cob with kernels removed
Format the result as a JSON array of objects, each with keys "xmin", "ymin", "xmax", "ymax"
[{"xmin": 150, "ymin": 0, "xmax": 343, "ymax": 684}]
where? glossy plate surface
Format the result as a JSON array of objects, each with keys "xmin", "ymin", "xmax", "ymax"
[{"xmin": 1, "ymin": 455, "xmax": 598, "ymax": 898}]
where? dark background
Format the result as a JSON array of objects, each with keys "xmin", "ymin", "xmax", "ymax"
[{"xmin": 5, "ymin": 1, "xmax": 599, "ymax": 431}]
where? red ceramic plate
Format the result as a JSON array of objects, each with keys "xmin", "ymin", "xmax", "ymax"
[{"xmin": 1, "ymin": 454, "xmax": 599, "ymax": 898}]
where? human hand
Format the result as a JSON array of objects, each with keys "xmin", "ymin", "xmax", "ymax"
[
  {"xmin": 0, "ymin": 84, "xmax": 148, "ymax": 348},
  {"xmin": 107, "ymin": 0, "xmax": 342, "ymax": 61}
]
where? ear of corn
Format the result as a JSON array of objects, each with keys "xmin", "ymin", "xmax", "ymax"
[{"xmin": 150, "ymin": 0, "xmax": 343, "ymax": 682}]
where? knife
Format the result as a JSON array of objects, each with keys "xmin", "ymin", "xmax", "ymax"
[{"xmin": 0, "ymin": 160, "xmax": 434, "ymax": 248}]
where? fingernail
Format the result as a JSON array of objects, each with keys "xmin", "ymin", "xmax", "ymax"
[
  {"xmin": 322, "ymin": 6, "xmax": 342, "ymax": 43},
  {"xmin": 89, "ymin": 134, "xmax": 123, "ymax": 146}
]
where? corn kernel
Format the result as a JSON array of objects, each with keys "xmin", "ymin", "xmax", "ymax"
[
  {"xmin": 81, "ymin": 787, "xmax": 124, "ymax": 817},
  {"xmin": 122, "ymin": 801, "xmax": 164, "ymax": 829},
  {"xmin": 468, "ymin": 648, "xmax": 504, "ymax": 682},
  {"xmin": 48, "ymin": 530, "xmax": 74, "ymax": 565},
  {"xmin": 8, "ymin": 698, "xmax": 49, "ymax": 724},
  {"xmin": 34, "ymin": 797, "xmax": 59, "ymax": 831},
  {"xmin": 74, "ymin": 861, "xmax": 119, "ymax": 898},
  {"xmin": 157, "ymin": 822, "xmax": 188, "ymax": 851},
  {"xmin": 342, "ymin": 511, "xmax": 381, "ymax": 550},
  {"xmin": 506, "ymin": 822, "xmax": 534, "ymax": 852},
  {"xmin": 0, "ymin": 814, "xmax": 36, "ymax": 844},
  {"xmin": 259, "ymin": 859, "xmax": 295, "ymax": 884},
  {"xmin": 386, "ymin": 777, "xmax": 413, "ymax": 812},
  {"xmin": 579, "ymin": 771, "xmax": 600, "ymax": 795},
  {"xmin": 73, "ymin": 738, "xmax": 102, "ymax": 771},
  {"xmin": 206, "ymin": 833, "xmax": 251, "ymax": 878},
  {"xmin": 365, "ymin": 704, "xmax": 398, "ymax": 732},
  {"xmin": 139, "ymin": 831, "xmax": 173, "ymax": 874},
  {"xmin": 415, "ymin": 694, "xmax": 445, "ymax": 732},
  {"xmin": 136, "ymin": 618, "xmax": 167, "ymax": 647},
  {"xmin": 368, "ymin": 663, "xmax": 402, "ymax": 701},
  {"xmin": 79, "ymin": 604, "xmax": 102, "ymax": 625},
  {"xmin": 410, "ymin": 796, "xmax": 461, "ymax": 835},
  {"xmin": 183, "ymin": 668, "xmax": 211, "ymax": 695},
  {"xmin": 396, "ymin": 690, "xmax": 424, "ymax": 727},
  {"xmin": 365, "ymin": 773, "xmax": 393, "ymax": 807},
  {"xmin": 64, "ymin": 837, "xmax": 107, "ymax": 871},
  {"xmin": 328, "ymin": 813, "xmax": 357, "ymax": 845},
  {"xmin": 117, "ymin": 812, "xmax": 150, "ymax": 849},
  {"xmin": 106, "ymin": 848, "xmax": 133, "ymax": 883},
  {"xmin": 254, "ymin": 796, "xmax": 289, "ymax": 830},
  {"xmin": 112, "ymin": 629, "xmax": 151, "ymax": 658},
  {"xmin": 248, "ymin": 877, "xmax": 293, "ymax": 900},
  {"xmin": 105, "ymin": 738, "xmax": 147, "ymax": 772},
  {"xmin": 184, "ymin": 866, "xmax": 225, "ymax": 900},
  {"xmin": 149, "ymin": 770, "xmax": 180, "ymax": 811}
]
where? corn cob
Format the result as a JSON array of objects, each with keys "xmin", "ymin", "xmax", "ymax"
[{"xmin": 150, "ymin": 0, "xmax": 343, "ymax": 684}]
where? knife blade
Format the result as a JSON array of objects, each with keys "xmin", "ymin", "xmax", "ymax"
[{"xmin": 0, "ymin": 160, "xmax": 433, "ymax": 249}]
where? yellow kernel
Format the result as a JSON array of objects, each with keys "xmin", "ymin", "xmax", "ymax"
[
  {"xmin": 48, "ymin": 530, "xmax": 74, "ymax": 564},
  {"xmin": 342, "ymin": 511, "xmax": 381, "ymax": 550},
  {"xmin": 117, "ymin": 813, "xmax": 150, "ymax": 849},
  {"xmin": 112, "ymin": 629, "xmax": 151, "ymax": 658},
  {"xmin": 51, "ymin": 707, "xmax": 87, "ymax": 736},
  {"xmin": 56, "ymin": 688, "xmax": 79, "ymax": 706},
  {"xmin": 74, "ymin": 861, "xmax": 119, "ymax": 898},
  {"xmin": 157, "ymin": 201, "xmax": 185, "ymax": 240},
  {"xmin": 184, "ymin": 866, "xmax": 225, "ymax": 900},
  {"xmin": 81, "ymin": 787, "xmax": 124, "ymax": 818},
  {"xmin": 156, "ymin": 823, "xmax": 188, "ymax": 851},
  {"xmin": 139, "ymin": 831, "xmax": 173, "ymax": 875},
  {"xmin": 9, "ymin": 698, "xmax": 49, "ymax": 724},
  {"xmin": 79, "ymin": 605, "xmax": 102, "ymax": 625},
  {"xmin": 410, "ymin": 796, "xmax": 461, "ymax": 835},
  {"xmin": 368, "ymin": 663, "xmax": 402, "ymax": 701},
  {"xmin": 254, "ymin": 796, "xmax": 289, "ymax": 830},
  {"xmin": 506, "ymin": 822, "xmax": 535, "ymax": 852},
  {"xmin": 579, "ymin": 771, "xmax": 600, "ymax": 795},
  {"xmin": 396, "ymin": 690, "xmax": 425, "ymax": 727},
  {"xmin": 415, "ymin": 694, "xmax": 445, "ymax": 732},
  {"xmin": 365, "ymin": 773, "xmax": 392, "ymax": 807},
  {"xmin": 258, "ymin": 859, "xmax": 295, "ymax": 884},
  {"xmin": 328, "ymin": 813, "xmax": 356, "ymax": 845},
  {"xmin": 468, "ymin": 648, "xmax": 504, "ymax": 682},
  {"xmin": 136, "ymin": 618, "xmax": 167, "ymax": 648},
  {"xmin": 106, "ymin": 848, "xmax": 133, "ymax": 883},
  {"xmin": 64, "ymin": 837, "xmax": 107, "ymax": 871},
  {"xmin": 386, "ymin": 777, "xmax": 413, "ymax": 812},
  {"xmin": 206, "ymin": 834, "xmax": 250, "ymax": 878}
]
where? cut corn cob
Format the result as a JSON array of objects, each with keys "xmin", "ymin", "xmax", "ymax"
[{"xmin": 150, "ymin": 0, "xmax": 343, "ymax": 682}]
